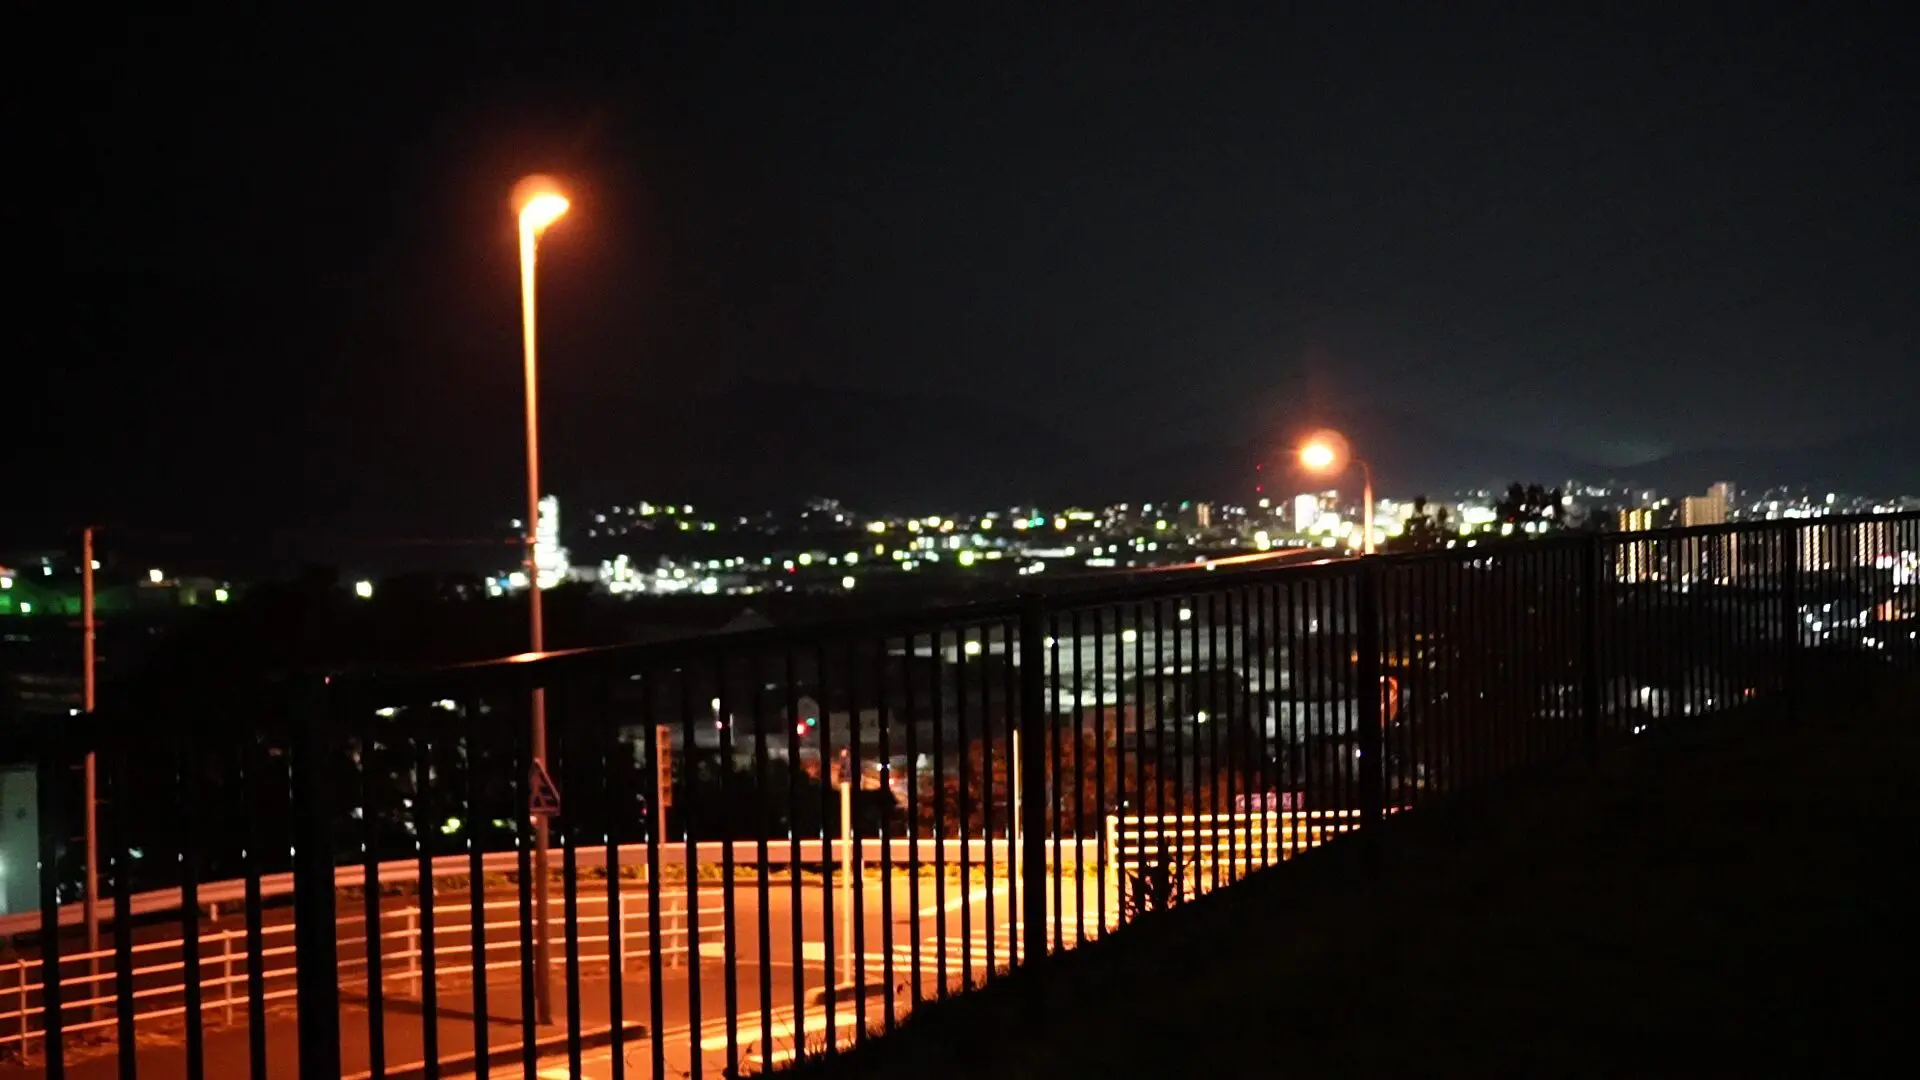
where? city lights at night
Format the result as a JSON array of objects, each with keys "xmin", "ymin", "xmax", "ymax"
[{"xmin": 8, "ymin": 8, "xmax": 1918, "ymax": 1079}]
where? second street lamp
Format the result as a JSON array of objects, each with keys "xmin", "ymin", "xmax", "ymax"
[
  {"xmin": 1298, "ymin": 429, "xmax": 1376, "ymax": 556},
  {"xmin": 516, "ymin": 177, "xmax": 568, "ymax": 1026}
]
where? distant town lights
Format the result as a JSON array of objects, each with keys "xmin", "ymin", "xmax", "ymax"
[
  {"xmin": 841, "ymin": 576, "xmax": 856, "ymax": 590},
  {"xmin": 355, "ymin": 580, "xmax": 375, "ymax": 599},
  {"xmin": 148, "ymin": 568, "xmax": 163, "ymax": 584}
]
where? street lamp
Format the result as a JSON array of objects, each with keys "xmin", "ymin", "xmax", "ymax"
[
  {"xmin": 516, "ymin": 176, "xmax": 567, "ymax": 1025},
  {"xmin": 1298, "ymin": 429, "xmax": 1376, "ymax": 556}
]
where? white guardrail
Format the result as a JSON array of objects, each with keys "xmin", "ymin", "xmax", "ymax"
[
  {"xmin": 2, "ymin": 890, "xmax": 725, "ymax": 1054},
  {"xmin": 2, "ymin": 812, "xmax": 1362, "ymax": 1058},
  {"xmin": 0, "ymin": 837, "xmax": 1023, "ymax": 940}
]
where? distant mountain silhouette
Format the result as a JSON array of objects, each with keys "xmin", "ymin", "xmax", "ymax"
[
  {"xmin": 1620, "ymin": 423, "xmax": 1920, "ymax": 496},
  {"xmin": 593, "ymin": 381, "xmax": 1913, "ymax": 510}
]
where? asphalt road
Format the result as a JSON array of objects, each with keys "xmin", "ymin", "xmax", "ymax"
[
  {"xmin": 496, "ymin": 870, "xmax": 1111, "ymax": 1080},
  {"xmin": 9, "ymin": 865, "xmax": 1138, "ymax": 1080}
]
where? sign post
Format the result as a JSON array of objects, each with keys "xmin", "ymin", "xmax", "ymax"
[{"xmin": 654, "ymin": 724, "xmax": 673, "ymax": 841}]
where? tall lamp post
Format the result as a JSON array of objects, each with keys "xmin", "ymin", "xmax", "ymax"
[
  {"xmin": 1299, "ymin": 429, "xmax": 1376, "ymax": 556},
  {"xmin": 516, "ymin": 180, "xmax": 568, "ymax": 1025}
]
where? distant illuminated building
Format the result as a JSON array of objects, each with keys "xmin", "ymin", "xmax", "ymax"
[
  {"xmin": 1293, "ymin": 493, "xmax": 1319, "ymax": 534},
  {"xmin": 1612, "ymin": 506, "xmax": 1658, "ymax": 582},
  {"xmin": 1617, "ymin": 507, "xmax": 1655, "ymax": 533},
  {"xmin": 1618, "ymin": 536, "xmax": 1652, "ymax": 582},
  {"xmin": 1799, "ymin": 523, "xmax": 1829, "ymax": 572},
  {"xmin": 1678, "ymin": 485, "xmax": 1736, "ymax": 582},
  {"xmin": 1681, "ymin": 493, "xmax": 1727, "ymax": 528},
  {"xmin": 1708, "ymin": 481, "xmax": 1736, "ymax": 515},
  {"xmin": 534, "ymin": 495, "xmax": 569, "ymax": 590},
  {"xmin": 1856, "ymin": 521, "xmax": 1896, "ymax": 568},
  {"xmin": 1195, "ymin": 502, "xmax": 1212, "ymax": 529}
]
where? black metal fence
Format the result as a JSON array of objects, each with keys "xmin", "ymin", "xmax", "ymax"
[{"xmin": 9, "ymin": 513, "xmax": 1918, "ymax": 1077}]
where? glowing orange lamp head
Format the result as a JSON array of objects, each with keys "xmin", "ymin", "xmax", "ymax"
[
  {"xmin": 513, "ymin": 175, "xmax": 569, "ymax": 233},
  {"xmin": 1297, "ymin": 429, "xmax": 1351, "ymax": 474}
]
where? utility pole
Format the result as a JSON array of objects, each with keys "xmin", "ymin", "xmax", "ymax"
[{"xmin": 82, "ymin": 527, "xmax": 100, "ymax": 1013}]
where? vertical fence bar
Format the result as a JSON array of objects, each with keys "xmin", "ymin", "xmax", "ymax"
[
  {"xmin": 356, "ymin": 706, "xmax": 388, "ymax": 1080},
  {"xmin": 1357, "ymin": 563, "xmax": 1384, "ymax": 835},
  {"xmin": 676, "ymin": 667, "xmax": 703, "ymax": 1078},
  {"xmin": 1048, "ymin": 612, "xmax": 1063, "ymax": 947},
  {"xmin": 557, "ymin": 684, "xmax": 585, "ymax": 1080},
  {"xmin": 513, "ymin": 705, "xmax": 538, "ymax": 1080},
  {"xmin": 109, "ymin": 725, "xmax": 138, "ymax": 1080},
  {"xmin": 463, "ymin": 723, "xmax": 490, "ymax": 1077},
  {"xmin": 413, "ymin": 721, "xmax": 441, "ymax": 1078},
  {"xmin": 240, "ymin": 725, "xmax": 269, "ymax": 1080},
  {"xmin": 641, "ymin": 686, "xmax": 666, "ymax": 1080},
  {"xmin": 752, "ymin": 652, "xmax": 774, "ymax": 1063},
  {"xmin": 1017, "ymin": 598, "xmax": 1049, "ymax": 972},
  {"xmin": 929, "ymin": 629, "xmax": 949, "ymax": 999},
  {"xmin": 1782, "ymin": 524, "xmax": 1801, "ymax": 724},
  {"xmin": 1093, "ymin": 608, "xmax": 1109, "ymax": 932},
  {"xmin": 903, "ymin": 630, "xmax": 923, "ymax": 1009},
  {"xmin": 1583, "ymin": 534, "xmax": 1603, "ymax": 764},
  {"xmin": 175, "ymin": 724, "xmax": 205, "ymax": 1077},
  {"xmin": 35, "ymin": 736, "xmax": 65, "ymax": 1078},
  {"xmin": 783, "ymin": 651, "xmax": 807, "ymax": 1065},
  {"xmin": 956, "ymin": 629, "xmax": 974, "ymax": 992},
  {"xmin": 1071, "ymin": 608, "xmax": 1087, "ymax": 942},
  {"xmin": 1006, "ymin": 614, "xmax": 1021, "ymax": 968},
  {"xmin": 817, "ymin": 640, "xmax": 838, "ymax": 1052},
  {"xmin": 980, "ymin": 626, "xmax": 996, "ymax": 980},
  {"xmin": 600, "ymin": 687, "xmax": 626, "ymax": 1080},
  {"xmin": 849, "ymin": 640, "xmax": 869, "ymax": 1036},
  {"xmin": 290, "ymin": 678, "xmax": 343, "ymax": 1078},
  {"xmin": 877, "ymin": 631, "xmax": 897, "ymax": 1029},
  {"xmin": 715, "ymin": 658, "xmax": 739, "ymax": 1076}
]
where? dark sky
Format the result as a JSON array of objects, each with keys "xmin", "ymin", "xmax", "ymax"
[{"xmin": 31, "ymin": 6, "xmax": 1918, "ymax": 556}]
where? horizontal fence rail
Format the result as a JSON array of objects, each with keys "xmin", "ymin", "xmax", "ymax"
[{"xmin": 6, "ymin": 513, "xmax": 1914, "ymax": 1078}]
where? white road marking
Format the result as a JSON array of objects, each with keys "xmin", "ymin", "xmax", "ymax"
[{"xmin": 918, "ymin": 884, "xmax": 1005, "ymax": 917}]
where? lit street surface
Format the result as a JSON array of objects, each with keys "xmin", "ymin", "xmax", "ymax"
[
  {"xmin": 497, "ymin": 872, "xmax": 1105, "ymax": 1079},
  {"xmin": 13, "ymin": 868, "xmax": 1114, "ymax": 1080}
]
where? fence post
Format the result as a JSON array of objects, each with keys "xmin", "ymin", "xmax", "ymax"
[
  {"xmin": 1016, "ymin": 597, "xmax": 1049, "ymax": 968},
  {"xmin": 223, "ymin": 932, "xmax": 234, "ymax": 1025},
  {"xmin": 406, "ymin": 909, "xmax": 419, "ymax": 998},
  {"xmin": 1356, "ymin": 564, "xmax": 1384, "ymax": 835},
  {"xmin": 288, "ymin": 675, "xmax": 343, "ymax": 1077},
  {"xmin": 15, "ymin": 957, "xmax": 26, "ymax": 1061},
  {"xmin": 1582, "ymin": 532, "xmax": 1604, "ymax": 762}
]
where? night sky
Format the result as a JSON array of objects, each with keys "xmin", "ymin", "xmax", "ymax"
[{"xmin": 32, "ymin": 7, "xmax": 1918, "ymax": 563}]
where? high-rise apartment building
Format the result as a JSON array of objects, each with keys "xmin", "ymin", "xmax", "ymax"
[
  {"xmin": 1293, "ymin": 493, "xmax": 1319, "ymax": 534},
  {"xmin": 1681, "ymin": 493, "xmax": 1727, "ymax": 528}
]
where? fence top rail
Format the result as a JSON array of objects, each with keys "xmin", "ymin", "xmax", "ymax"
[
  {"xmin": 1114, "ymin": 809, "xmax": 1366, "ymax": 825},
  {"xmin": 24, "ymin": 512, "xmax": 1907, "ymax": 754}
]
